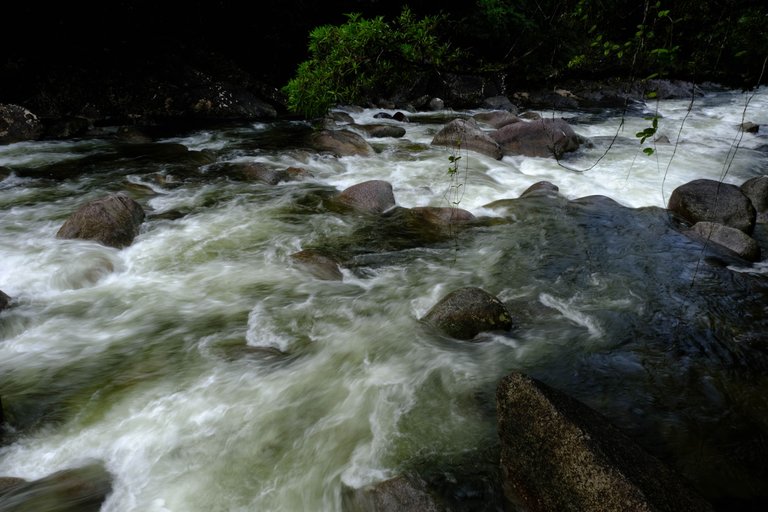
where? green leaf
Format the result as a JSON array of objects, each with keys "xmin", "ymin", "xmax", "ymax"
[{"xmin": 643, "ymin": 147, "xmax": 655, "ymax": 156}]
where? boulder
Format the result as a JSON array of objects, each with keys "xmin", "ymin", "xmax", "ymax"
[
  {"xmin": 0, "ymin": 290, "xmax": 11, "ymax": 311},
  {"xmin": 740, "ymin": 122, "xmax": 759, "ymax": 133},
  {"xmin": 0, "ymin": 166, "xmax": 11, "ymax": 180},
  {"xmin": 0, "ymin": 104, "xmax": 43, "ymax": 144},
  {"xmin": 290, "ymin": 250, "xmax": 343, "ymax": 281},
  {"xmin": 342, "ymin": 475, "xmax": 442, "ymax": 512},
  {"xmin": 354, "ymin": 124, "xmax": 406, "ymax": 138},
  {"xmin": 56, "ymin": 193, "xmax": 145, "ymax": 249},
  {"xmin": 422, "ymin": 287, "xmax": 513, "ymax": 340},
  {"xmin": 520, "ymin": 181, "xmax": 560, "ymax": 198},
  {"xmin": 335, "ymin": 180, "xmax": 396, "ymax": 214},
  {"xmin": 0, "ymin": 463, "xmax": 112, "ymax": 512},
  {"xmin": 409, "ymin": 206, "xmax": 476, "ymax": 226},
  {"xmin": 481, "ymin": 95, "xmax": 517, "ymax": 113},
  {"xmin": 310, "ymin": 129, "xmax": 375, "ymax": 157},
  {"xmin": 431, "ymin": 119, "xmax": 503, "ymax": 160},
  {"xmin": 741, "ymin": 176, "xmax": 768, "ymax": 223},
  {"xmin": 429, "ymin": 98, "xmax": 445, "ymax": 111},
  {"xmin": 497, "ymin": 372, "xmax": 713, "ymax": 512},
  {"xmin": 490, "ymin": 118, "xmax": 582, "ymax": 158},
  {"xmin": 473, "ymin": 111, "xmax": 521, "ymax": 129},
  {"xmin": 690, "ymin": 222, "xmax": 761, "ymax": 262},
  {"xmin": 0, "ymin": 477, "xmax": 26, "ymax": 496},
  {"xmin": 392, "ymin": 111, "xmax": 410, "ymax": 122},
  {"xmin": 668, "ymin": 179, "xmax": 756, "ymax": 234}
]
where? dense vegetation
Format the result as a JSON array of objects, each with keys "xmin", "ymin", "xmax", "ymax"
[{"xmin": 284, "ymin": 0, "xmax": 768, "ymax": 116}]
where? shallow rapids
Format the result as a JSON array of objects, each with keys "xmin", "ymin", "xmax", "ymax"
[{"xmin": 1, "ymin": 87, "xmax": 767, "ymax": 511}]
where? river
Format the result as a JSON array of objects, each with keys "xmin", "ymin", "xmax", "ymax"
[{"xmin": 1, "ymin": 87, "xmax": 767, "ymax": 511}]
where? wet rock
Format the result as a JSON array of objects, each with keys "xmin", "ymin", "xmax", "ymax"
[
  {"xmin": 741, "ymin": 176, "xmax": 768, "ymax": 223},
  {"xmin": 0, "ymin": 104, "xmax": 43, "ymax": 144},
  {"xmin": 690, "ymin": 222, "xmax": 761, "ymax": 262},
  {"xmin": 422, "ymin": 287, "xmax": 513, "ymax": 340},
  {"xmin": 490, "ymin": 118, "xmax": 583, "ymax": 158},
  {"xmin": 655, "ymin": 134, "xmax": 671, "ymax": 144},
  {"xmin": 374, "ymin": 112, "xmax": 392, "ymax": 119},
  {"xmin": 290, "ymin": 250, "xmax": 343, "ymax": 281},
  {"xmin": 0, "ymin": 462, "xmax": 113, "ymax": 512},
  {"xmin": 56, "ymin": 193, "xmax": 145, "ymax": 249},
  {"xmin": 285, "ymin": 166, "xmax": 314, "ymax": 181},
  {"xmin": 354, "ymin": 124, "xmax": 406, "ymax": 138},
  {"xmin": 342, "ymin": 475, "xmax": 442, "ymax": 512},
  {"xmin": 310, "ymin": 129, "xmax": 375, "ymax": 157},
  {"xmin": 409, "ymin": 206, "xmax": 476, "ymax": 226},
  {"xmin": 328, "ymin": 111, "xmax": 355, "ymax": 124},
  {"xmin": 481, "ymin": 95, "xmax": 517, "ymax": 113},
  {"xmin": 0, "ymin": 477, "xmax": 26, "ymax": 495},
  {"xmin": 0, "ymin": 166, "xmax": 11, "ymax": 180},
  {"xmin": 518, "ymin": 111, "xmax": 542, "ymax": 120},
  {"xmin": 741, "ymin": 122, "xmax": 759, "ymax": 133},
  {"xmin": 392, "ymin": 111, "xmax": 410, "ymax": 122},
  {"xmin": 497, "ymin": 372, "xmax": 714, "ymax": 512},
  {"xmin": 668, "ymin": 179, "xmax": 756, "ymax": 234},
  {"xmin": 0, "ymin": 290, "xmax": 12, "ymax": 312},
  {"xmin": 336, "ymin": 180, "xmax": 396, "ymax": 214},
  {"xmin": 429, "ymin": 98, "xmax": 445, "ymax": 111},
  {"xmin": 472, "ymin": 111, "xmax": 520, "ymax": 129},
  {"xmin": 431, "ymin": 118, "xmax": 503, "ymax": 160},
  {"xmin": 519, "ymin": 181, "xmax": 560, "ymax": 198}
]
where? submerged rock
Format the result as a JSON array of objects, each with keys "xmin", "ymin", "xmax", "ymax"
[
  {"xmin": 0, "ymin": 104, "xmax": 43, "ymax": 144},
  {"xmin": 290, "ymin": 250, "xmax": 343, "ymax": 281},
  {"xmin": 431, "ymin": 118, "xmax": 502, "ymax": 160},
  {"xmin": 422, "ymin": 287, "xmax": 513, "ymax": 340},
  {"xmin": 490, "ymin": 118, "xmax": 582, "ymax": 158},
  {"xmin": 342, "ymin": 475, "xmax": 442, "ymax": 512},
  {"xmin": 335, "ymin": 180, "xmax": 397, "ymax": 214},
  {"xmin": 496, "ymin": 372, "xmax": 713, "ymax": 512},
  {"xmin": 56, "ymin": 193, "xmax": 145, "ymax": 249},
  {"xmin": 310, "ymin": 129, "xmax": 375, "ymax": 157},
  {"xmin": 0, "ymin": 462, "xmax": 113, "ymax": 512},
  {"xmin": 689, "ymin": 222, "xmax": 761, "ymax": 262},
  {"xmin": 668, "ymin": 179, "xmax": 756, "ymax": 234}
]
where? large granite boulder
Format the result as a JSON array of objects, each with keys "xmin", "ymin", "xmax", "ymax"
[
  {"xmin": 342, "ymin": 475, "xmax": 442, "ymax": 512},
  {"xmin": 0, "ymin": 104, "xmax": 43, "ymax": 144},
  {"xmin": 335, "ymin": 180, "xmax": 397, "ymax": 214},
  {"xmin": 668, "ymin": 179, "xmax": 756, "ymax": 234},
  {"xmin": 0, "ymin": 463, "xmax": 113, "ymax": 511},
  {"xmin": 431, "ymin": 118, "xmax": 503, "ymax": 160},
  {"xmin": 741, "ymin": 176, "xmax": 768, "ymax": 223},
  {"xmin": 497, "ymin": 372, "xmax": 713, "ymax": 512},
  {"xmin": 689, "ymin": 222, "xmax": 761, "ymax": 262},
  {"xmin": 422, "ymin": 287, "xmax": 513, "ymax": 340},
  {"xmin": 490, "ymin": 118, "xmax": 582, "ymax": 158},
  {"xmin": 56, "ymin": 194, "xmax": 145, "ymax": 249},
  {"xmin": 353, "ymin": 124, "xmax": 406, "ymax": 138},
  {"xmin": 310, "ymin": 129, "xmax": 375, "ymax": 157}
]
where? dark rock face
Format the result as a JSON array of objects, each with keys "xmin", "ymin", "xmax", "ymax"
[
  {"xmin": 422, "ymin": 287, "xmax": 513, "ymax": 340},
  {"xmin": 0, "ymin": 290, "xmax": 11, "ymax": 311},
  {"xmin": 668, "ymin": 179, "xmax": 756, "ymax": 234},
  {"xmin": 342, "ymin": 475, "xmax": 442, "ymax": 512},
  {"xmin": 310, "ymin": 129, "xmax": 375, "ymax": 157},
  {"xmin": 490, "ymin": 118, "xmax": 582, "ymax": 158},
  {"xmin": 290, "ymin": 250, "xmax": 343, "ymax": 281},
  {"xmin": 409, "ymin": 206, "xmax": 476, "ymax": 226},
  {"xmin": 354, "ymin": 124, "xmax": 407, "ymax": 138},
  {"xmin": 496, "ymin": 372, "xmax": 714, "ymax": 512},
  {"xmin": 741, "ymin": 122, "xmax": 759, "ymax": 133},
  {"xmin": 741, "ymin": 175, "xmax": 768, "ymax": 223},
  {"xmin": 431, "ymin": 118, "xmax": 503, "ymax": 160},
  {"xmin": 690, "ymin": 222, "xmax": 761, "ymax": 262},
  {"xmin": 0, "ymin": 104, "xmax": 43, "ymax": 144},
  {"xmin": 0, "ymin": 463, "xmax": 113, "ymax": 512},
  {"xmin": 336, "ymin": 180, "xmax": 397, "ymax": 214},
  {"xmin": 56, "ymin": 194, "xmax": 145, "ymax": 249}
]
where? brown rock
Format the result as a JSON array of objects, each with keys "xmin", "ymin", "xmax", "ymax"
[
  {"xmin": 422, "ymin": 287, "xmax": 513, "ymax": 340},
  {"xmin": 310, "ymin": 129, "xmax": 375, "ymax": 157},
  {"xmin": 431, "ymin": 118, "xmax": 503, "ymax": 160},
  {"xmin": 668, "ymin": 179, "xmax": 756, "ymax": 234},
  {"xmin": 342, "ymin": 475, "xmax": 442, "ymax": 512},
  {"xmin": 336, "ymin": 180, "xmax": 396, "ymax": 214},
  {"xmin": 490, "ymin": 118, "xmax": 582, "ymax": 158},
  {"xmin": 0, "ymin": 463, "xmax": 113, "ymax": 511},
  {"xmin": 290, "ymin": 250, "xmax": 343, "ymax": 281},
  {"xmin": 56, "ymin": 194, "xmax": 145, "ymax": 249}
]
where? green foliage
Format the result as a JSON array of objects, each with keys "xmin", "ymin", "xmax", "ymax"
[{"xmin": 282, "ymin": 8, "xmax": 461, "ymax": 118}]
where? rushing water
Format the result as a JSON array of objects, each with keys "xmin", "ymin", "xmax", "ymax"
[{"xmin": 1, "ymin": 87, "xmax": 768, "ymax": 511}]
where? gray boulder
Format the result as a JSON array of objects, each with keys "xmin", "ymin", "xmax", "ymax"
[
  {"xmin": 0, "ymin": 463, "xmax": 113, "ymax": 512},
  {"xmin": 290, "ymin": 250, "xmax": 343, "ymax": 281},
  {"xmin": 336, "ymin": 180, "xmax": 397, "ymax": 214},
  {"xmin": 342, "ymin": 475, "xmax": 442, "ymax": 512},
  {"xmin": 497, "ymin": 372, "xmax": 713, "ymax": 512},
  {"xmin": 473, "ymin": 111, "xmax": 521, "ymax": 129},
  {"xmin": 520, "ymin": 181, "xmax": 560, "ymax": 198},
  {"xmin": 690, "ymin": 222, "xmax": 761, "ymax": 262},
  {"xmin": 431, "ymin": 119, "xmax": 503, "ymax": 160},
  {"xmin": 668, "ymin": 179, "xmax": 756, "ymax": 234},
  {"xmin": 422, "ymin": 287, "xmax": 513, "ymax": 340},
  {"xmin": 56, "ymin": 194, "xmax": 145, "ymax": 249},
  {"xmin": 310, "ymin": 129, "xmax": 375, "ymax": 157},
  {"xmin": 354, "ymin": 124, "xmax": 406, "ymax": 138},
  {"xmin": 0, "ymin": 104, "xmax": 43, "ymax": 144},
  {"xmin": 481, "ymin": 95, "xmax": 517, "ymax": 113},
  {"xmin": 741, "ymin": 176, "xmax": 768, "ymax": 223},
  {"xmin": 490, "ymin": 118, "xmax": 582, "ymax": 158}
]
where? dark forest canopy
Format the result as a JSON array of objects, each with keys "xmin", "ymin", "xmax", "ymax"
[{"xmin": 1, "ymin": 1, "xmax": 766, "ymax": 115}]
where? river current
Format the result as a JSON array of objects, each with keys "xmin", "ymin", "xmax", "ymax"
[{"xmin": 1, "ymin": 87, "xmax": 767, "ymax": 511}]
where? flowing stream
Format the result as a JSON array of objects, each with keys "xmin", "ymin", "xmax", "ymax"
[{"xmin": 1, "ymin": 87, "xmax": 768, "ymax": 511}]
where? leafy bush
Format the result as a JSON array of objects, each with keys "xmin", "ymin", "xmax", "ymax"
[{"xmin": 282, "ymin": 8, "xmax": 461, "ymax": 118}]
